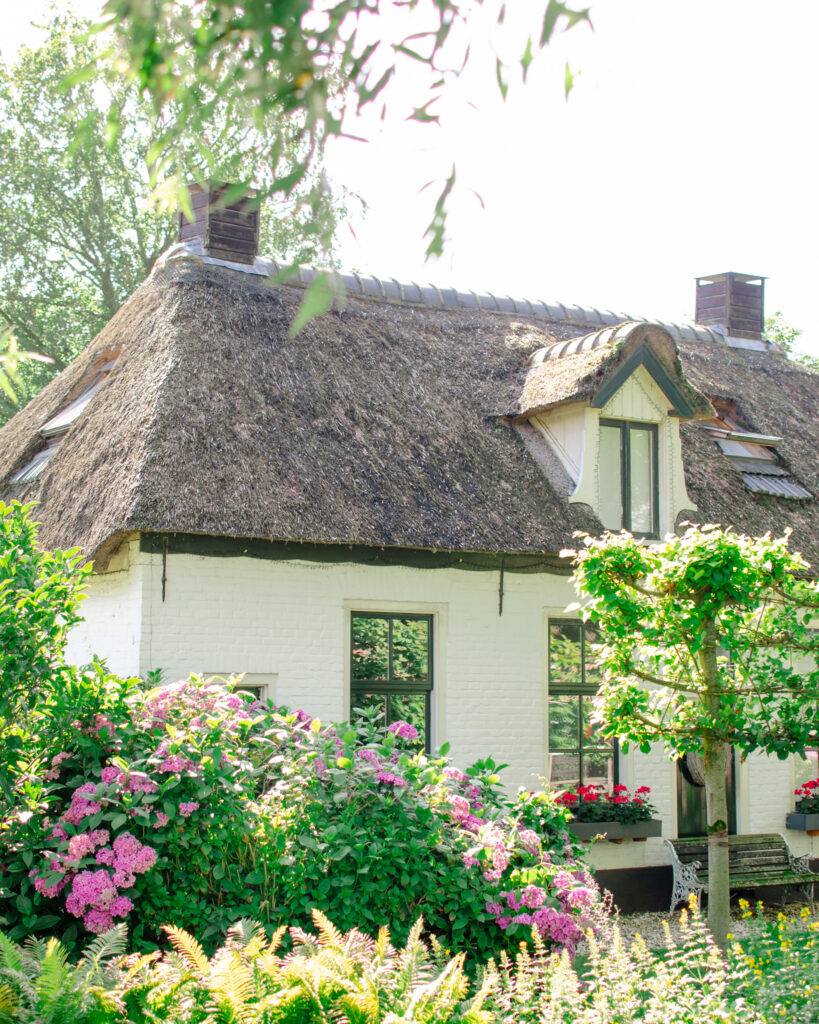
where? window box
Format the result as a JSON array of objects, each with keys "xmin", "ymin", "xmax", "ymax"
[
  {"xmin": 785, "ymin": 812, "xmax": 819, "ymax": 836},
  {"xmin": 568, "ymin": 819, "xmax": 663, "ymax": 843}
]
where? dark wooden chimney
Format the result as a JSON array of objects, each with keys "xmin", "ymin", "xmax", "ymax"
[
  {"xmin": 694, "ymin": 272, "xmax": 765, "ymax": 341},
  {"xmin": 178, "ymin": 183, "xmax": 260, "ymax": 265}
]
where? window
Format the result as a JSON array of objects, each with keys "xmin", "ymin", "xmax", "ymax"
[
  {"xmin": 598, "ymin": 419, "xmax": 659, "ymax": 537},
  {"xmin": 206, "ymin": 672, "xmax": 277, "ymax": 704},
  {"xmin": 547, "ymin": 619, "xmax": 616, "ymax": 790},
  {"xmin": 11, "ymin": 358, "xmax": 117, "ymax": 484},
  {"xmin": 351, "ymin": 613, "xmax": 432, "ymax": 750}
]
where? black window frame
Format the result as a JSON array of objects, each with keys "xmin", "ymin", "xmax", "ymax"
[
  {"xmin": 350, "ymin": 611, "xmax": 433, "ymax": 751},
  {"xmin": 547, "ymin": 618, "xmax": 618, "ymax": 789},
  {"xmin": 599, "ymin": 418, "xmax": 660, "ymax": 539}
]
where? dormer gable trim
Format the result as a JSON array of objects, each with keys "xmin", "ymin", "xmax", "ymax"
[{"xmin": 590, "ymin": 342, "xmax": 698, "ymax": 419}]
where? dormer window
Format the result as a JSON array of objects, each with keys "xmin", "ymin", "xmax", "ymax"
[{"xmin": 598, "ymin": 419, "xmax": 659, "ymax": 537}]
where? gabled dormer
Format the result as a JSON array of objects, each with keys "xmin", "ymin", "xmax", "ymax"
[{"xmin": 516, "ymin": 323, "xmax": 713, "ymax": 537}]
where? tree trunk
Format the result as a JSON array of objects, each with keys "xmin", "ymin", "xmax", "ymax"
[{"xmin": 703, "ymin": 735, "xmax": 730, "ymax": 948}]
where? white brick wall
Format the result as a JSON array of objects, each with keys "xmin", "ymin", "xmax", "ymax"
[
  {"xmin": 65, "ymin": 537, "xmax": 143, "ymax": 676},
  {"xmin": 70, "ymin": 544, "xmax": 813, "ymax": 870}
]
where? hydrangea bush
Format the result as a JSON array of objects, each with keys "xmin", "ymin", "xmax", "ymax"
[{"xmin": 2, "ymin": 673, "xmax": 600, "ymax": 961}]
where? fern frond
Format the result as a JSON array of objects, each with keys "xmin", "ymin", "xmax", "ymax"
[
  {"xmin": 0, "ymin": 981, "xmax": 18, "ymax": 1022},
  {"xmin": 226, "ymin": 917, "xmax": 266, "ymax": 950},
  {"xmin": 163, "ymin": 925, "xmax": 210, "ymax": 976},
  {"xmin": 373, "ymin": 925, "xmax": 391, "ymax": 966},
  {"xmin": 81, "ymin": 924, "xmax": 127, "ymax": 975},
  {"xmin": 34, "ymin": 938, "xmax": 70, "ymax": 1009},
  {"xmin": 0, "ymin": 933, "xmax": 22, "ymax": 973},
  {"xmin": 311, "ymin": 909, "xmax": 346, "ymax": 951}
]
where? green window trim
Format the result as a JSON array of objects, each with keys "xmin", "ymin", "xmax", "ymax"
[
  {"xmin": 548, "ymin": 618, "xmax": 618, "ymax": 790},
  {"xmin": 350, "ymin": 612, "xmax": 433, "ymax": 751},
  {"xmin": 599, "ymin": 418, "xmax": 660, "ymax": 539}
]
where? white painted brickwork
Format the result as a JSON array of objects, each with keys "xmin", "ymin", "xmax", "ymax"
[
  {"xmin": 70, "ymin": 545, "xmax": 813, "ymax": 869},
  {"xmin": 65, "ymin": 537, "xmax": 142, "ymax": 677}
]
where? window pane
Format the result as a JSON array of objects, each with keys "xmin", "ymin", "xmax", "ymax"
[
  {"xmin": 582, "ymin": 623, "xmax": 603, "ymax": 688},
  {"xmin": 583, "ymin": 748, "xmax": 615, "ymax": 790},
  {"xmin": 549, "ymin": 694, "xmax": 579, "ymax": 750},
  {"xmin": 629, "ymin": 427, "xmax": 655, "ymax": 534},
  {"xmin": 549, "ymin": 621, "xmax": 583, "ymax": 686},
  {"xmin": 795, "ymin": 748, "xmax": 819, "ymax": 788},
  {"xmin": 391, "ymin": 617, "xmax": 430, "ymax": 680},
  {"xmin": 389, "ymin": 693, "xmax": 427, "ymax": 748},
  {"xmin": 598, "ymin": 425, "xmax": 623, "ymax": 530},
  {"xmin": 549, "ymin": 751, "xmax": 581, "ymax": 791},
  {"xmin": 352, "ymin": 616, "xmax": 389, "ymax": 680},
  {"xmin": 581, "ymin": 696, "xmax": 607, "ymax": 746},
  {"xmin": 351, "ymin": 692, "xmax": 388, "ymax": 729}
]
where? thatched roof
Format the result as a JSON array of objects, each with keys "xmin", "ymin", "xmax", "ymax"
[{"xmin": 1, "ymin": 249, "xmax": 817, "ymax": 568}]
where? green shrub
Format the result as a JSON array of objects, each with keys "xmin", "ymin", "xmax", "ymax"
[{"xmin": 727, "ymin": 901, "xmax": 819, "ymax": 1023}]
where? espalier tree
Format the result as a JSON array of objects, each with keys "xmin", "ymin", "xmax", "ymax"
[{"xmin": 570, "ymin": 526, "xmax": 819, "ymax": 947}]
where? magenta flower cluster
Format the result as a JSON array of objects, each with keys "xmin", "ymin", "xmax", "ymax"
[
  {"xmin": 388, "ymin": 720, "xmax": 419, "ymax": 741},
  {"xmin": 27, "ymin": 677, "xmax": 261, "ymax": 936}
]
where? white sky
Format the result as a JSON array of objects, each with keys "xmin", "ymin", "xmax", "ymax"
[{"xmin": 5, "ymin": 0, "xmax": 818, "ymax": 354}]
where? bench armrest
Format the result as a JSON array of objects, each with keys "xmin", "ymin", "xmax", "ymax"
[
  {"xmin": 787, "ymin": 850, "xmax": 812, "ymax": 875},
  {"xmin": 666, "ymin": 840, "xmax": 705, "ymax": 914}
]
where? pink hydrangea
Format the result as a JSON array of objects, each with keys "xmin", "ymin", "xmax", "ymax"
[
  {"xmin": 376, "ymin": 771, "xmax": 406, "ymax": 787},
  {"xmin": 179, "ymin": 802, "xmax": 199, "ymax": 817},
  {"xmin": 65, "ymin": 870, "xmax": 117, "ymax": 917},
  {"xmin": 357, "ymin": 749, "xmax": 381, "ymax": 769},
  {"xmin": 153, "ymin": 812, "xmax": 170, "ymax": 828},
  {"xmin": 32, "ymin": 869, "xmax": 66, "ymax": 899},
  {"xmin": 61, "ymin": 783, "xmax": 102, "ymax": 825},
  {"xmin": 158, "ymin": 755, "xmax": 197, "ymax": 774},
  {"xmin": 517, "ymin": 828, "xmax": 540, "ymax": 854},
  {"xmin": 83, "ymin": 909, "xmax": 115, "ymax": 934},
  {"xmin": 119, "ymin": 772, "xmax": 158, "ymax": 793},
  {"xmin": 100, "ymin": 767, "xmax": 119, "ymax": 784},
  {"xmin": 112, "ymin": 833, "xmax": 157, "ymax": 873},
  {"xmin": 45, "ymin": 751, "xmax": 72, "ymax": 780},
  {"xmin": 388, "ymin": 720, "xmax": 419, "ymax": 741}
]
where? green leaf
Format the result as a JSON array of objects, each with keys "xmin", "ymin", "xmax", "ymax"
[
  {"xmin": 289, "ymin": 272, "xmax": 336, "ymax": 337},
  {"xmin": 297, "ymin": 834, "xmax": 319, "ymax": 851}
]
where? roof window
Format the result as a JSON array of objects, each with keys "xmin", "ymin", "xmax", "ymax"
[
  {"xmin": 10, "ymin": 359, "xmax": 116, "ymax": 484},
  {"xmin": 700, "ymin": 410, "xmax": 811, "ymax": 500}
]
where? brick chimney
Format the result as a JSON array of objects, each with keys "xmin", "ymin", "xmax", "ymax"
[
  {"xmin": 178, "ymin": 183, "xmax": 260, "ymax": 265},
  {"xmin": 694, "ymin": 272, "xmax": 765, "ymax": 341}
]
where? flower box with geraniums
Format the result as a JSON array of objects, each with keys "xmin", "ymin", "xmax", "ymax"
[
  {"xmin": 557, "ymin": 784, "xmax": 662, "ymax": 843},
  {"xmin": 786, "ymin": 778, "xmax": 819, "ymax": 835}
]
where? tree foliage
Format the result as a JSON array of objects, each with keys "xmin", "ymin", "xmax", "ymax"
[
  {"xmin": 570, "ymin": 526, "xmax": 819, "ymax": 947},
  {"xmin": 0, "ymin": 13, "xmax": 348, "ymax": 422},
  {"xmin": 765, "ymin": 312, "xmax": 818, "ymax": 373},
  {"xmin": 96, "ymin": 1, "xmax": 591, "ymax": 269}
]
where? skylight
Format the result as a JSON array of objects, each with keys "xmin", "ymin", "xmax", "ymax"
[
  {"xmin": 701, "ymin": 413, "xmax": 811, "ymax": 500},
  {"xmin": 10, "ymin": 360, "xmax": 116, "ymax": 485}
]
